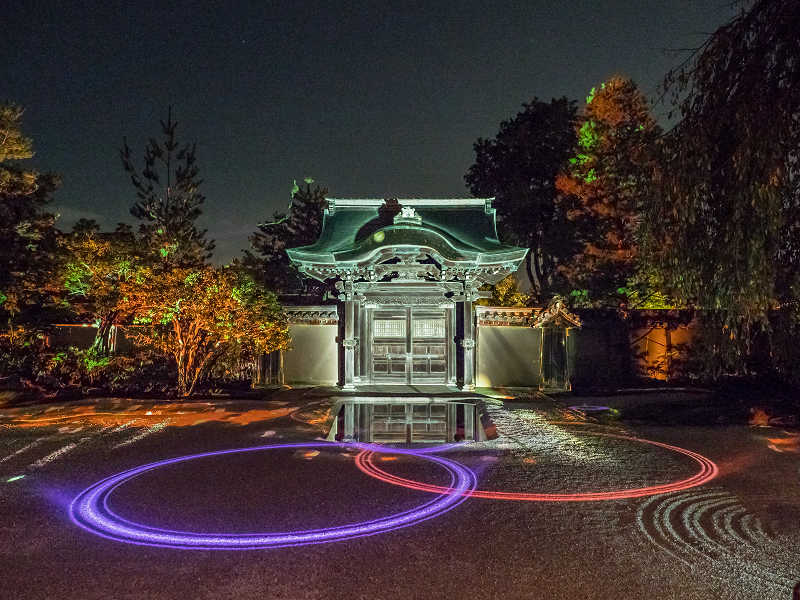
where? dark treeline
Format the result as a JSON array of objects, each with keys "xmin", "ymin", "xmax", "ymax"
[{"xmin": 2, "ymin": 0, "xmax": 798, "ymax": 392}]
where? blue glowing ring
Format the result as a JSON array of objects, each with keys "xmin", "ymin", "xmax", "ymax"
[{"xmin": 69, "ymin": 443, "xmax": 476, "ymax": 550}]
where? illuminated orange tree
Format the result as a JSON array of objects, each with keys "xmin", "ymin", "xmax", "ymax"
[
  {"xmin": 119, "ymin": 266, "xmax": 288, "ymax": 396},
  {"xmin": 555, "ymin": 77, "xmax": 661, "ymax": 307}
]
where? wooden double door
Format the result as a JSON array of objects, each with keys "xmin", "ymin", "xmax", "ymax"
[{"xmin": 371, "ymin": 307, "xmax": 449, "ymax": 384}]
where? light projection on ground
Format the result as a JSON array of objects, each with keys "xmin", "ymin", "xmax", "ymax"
[
  {"xmin": 637, "ymin": 489, "xmax": 800, "ymax": 596},
  {"xmin": 68, "ymin": 443, "xmax": 476, "ymax": 550},
  {"xmin": 5, "ymin": 401, "xmax": 298, "ymax": 430},
  {"xmin": 69, "ymin": 429, "xmax": 720, "ymax": 549},
  {"xmin": 356, "ymin": 433, "xmax": 719, "ymax": 501}
]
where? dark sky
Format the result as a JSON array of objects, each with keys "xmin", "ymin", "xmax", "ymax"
[{"xmin": 3, "ymin": 0, "xmax": 734, "ymax": 264}]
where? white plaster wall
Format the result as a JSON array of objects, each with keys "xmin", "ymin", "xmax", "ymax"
[
  {"xmin": 283, "ymin": 323, "xmax": 339, "ymax": 385},
  {"xmin": 476, "ymin": 326, "xmax": 542, "ymax": 388}
]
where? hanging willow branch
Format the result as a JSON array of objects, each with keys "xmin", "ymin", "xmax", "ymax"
[{"xmin": 641, "ymin": 0, "xmax": 800, "ymax": 371}]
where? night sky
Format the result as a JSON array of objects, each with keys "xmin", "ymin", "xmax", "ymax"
[{"xmin": 3, "ymin": 0, "xmax": 733, "ymax": 264}]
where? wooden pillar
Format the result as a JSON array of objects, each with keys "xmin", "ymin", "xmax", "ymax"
[
  {"xmin": 344, "ymin": 402, "xmax": 354, "ymax": 438},
  {"xmin": 465, "ymin": 403, "xmax": 475, "ymax": 441},
  {"xmin": 342, "ymin": 280, "xmax": 357, "ymax": 390},
  {"xmin": 461, "ymin": 284, "xmax": 476, "ymax": 391}
]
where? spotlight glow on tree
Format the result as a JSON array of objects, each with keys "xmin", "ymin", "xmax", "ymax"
[
  {"xmin": 119, "ymin": 266, "xmax": 288, "ymax": 396},
  {"xmin": 556, "ymin": 77, "xmax": 661, "ymax": 306}
]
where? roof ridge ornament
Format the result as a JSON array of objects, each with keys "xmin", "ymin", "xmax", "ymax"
[
  {"xmin": 531, "ymin": 295, "xmax": 582, "ymax": 329},
  {"xmin": 393, "ymin": 204, "xmax": 422, "ymax": 225}
]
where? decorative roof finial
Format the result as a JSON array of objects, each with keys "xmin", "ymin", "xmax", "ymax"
[{"xmin": 394, "ymin": 205, "xmax": 422, "ymax": 225}]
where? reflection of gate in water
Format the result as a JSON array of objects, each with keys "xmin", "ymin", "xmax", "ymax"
[
  {"xmin": 372, "ymin": 308, "xmax": 447, "ymax": 384},
  {"xmin": 372, "ymin": 403, "xmax": 448, "ymax": 443},
  {"xmin": 329, "ymin": 401, "xmax": 482, "ymax": 443}
]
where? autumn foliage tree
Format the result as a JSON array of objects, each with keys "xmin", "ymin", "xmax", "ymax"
[
  {"xmin": 119, "ymin": 266, "xmax": 288, "ymax": 396},
  {"xmin": 555, "ymin": 77, "xmax": 661, "ymax": 307}
]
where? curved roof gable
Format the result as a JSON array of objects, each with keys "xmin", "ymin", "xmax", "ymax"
[{"xmin": 287, "ymin": 198, "xmax": 527, "ymax": 275}]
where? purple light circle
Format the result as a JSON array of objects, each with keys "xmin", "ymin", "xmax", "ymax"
[{"xmin": 69, "ymin": 442, "xmax": 476, "ymax": 550}]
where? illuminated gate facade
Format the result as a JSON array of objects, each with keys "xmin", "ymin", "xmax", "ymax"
[
  {"xmin": 369, "ymin": 307, "xmax": 450, "ymax": 384},
  {"xmin": 287, "ymin": 198, "xmax": 527, "ymax": 390}
]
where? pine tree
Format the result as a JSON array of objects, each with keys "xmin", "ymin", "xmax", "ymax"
[
  {"xmin": 120, "ymin": 109, "xmax": 214, "ymax": 269},
  {"xmin": 245, "ymin": 179, "xmax": 328, "ymax": 298},
  {"xmin": 0, "ymin": 103, "xmax": 61, "ymax": 320}
]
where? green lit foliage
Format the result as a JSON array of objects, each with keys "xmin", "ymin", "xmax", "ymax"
[
  {"xmin": 60, "ymin": 219, "xmax": 139, "ymax": 352},
  {"xmin": 617, "ymin": 275, "xmax": 676, "ymax": 310},
  {"xmin": 465, "ymin": 98, "xmax": 578, "ymax": 300},
  {"xmin": 642, "ymin": 0, "xmax": 800, "ymax": 380},
  {"xmin": 119, "ymin": 266, "xmax": 289, "ymax": 396},
  {"xmin": 43, "ymin": 348, "xmax": 111, "ymax": 386},
  {"xmin": 555, "ymin": 77, "xmax": 662, "ymax": 307},
  {"xmin": 477, "ymin": 274, "xmax": 530, "ymax": 307},
  {"xmin": 120, "ymin": 109, "xmax": 214, "ymax": 269},
  {"xmin": 0, "ymin": 102, "xmax": 61, "ymax": 321},
  {"xmin": 245, "ymin": 179, "xmax": 328, "ymax": 298},
  {"xmin": 0, "ymin": 327, "xmax": 131, "ymax": 387}
]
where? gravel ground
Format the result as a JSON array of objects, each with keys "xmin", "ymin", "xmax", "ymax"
[{"xmin": 0, "ymin": 393, "xmax": 798, "ymax": 600}]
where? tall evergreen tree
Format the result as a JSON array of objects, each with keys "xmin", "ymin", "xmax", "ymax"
[
  {"xmin": 465, "ymin": 98, "xmax": 577, "ymax": 300},
  {"xmin": 0, "ymin": 103, "xmax": 61, "ymax": 321},
  {"xmin": 245, "ymin": 180, "xmax": 328, "ymax": 298},
  {"xmin": 555, "ymin": 77, "xmax": 662, "ymax": 306},
  {"xmin": 120, "ymin": 109, "xmax": 214, "ymax": 269}
]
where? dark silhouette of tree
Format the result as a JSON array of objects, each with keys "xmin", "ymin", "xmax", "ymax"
[
  {"xmin": 641, "ymin": 0, "xmax": 800, "ymax": 378},
  {"xmin": 0, "ymin": 103, "xmax": 61, "ymax": 322},
  {"xmin": 465, "ymin": 98, "xmax": 577, "ymax": 301},
  {"xmin": 120, "ymin": 109, "xmax": 214, "ymax": 269},
  {"xmin": 245, "ymin": 179, "xmax": 328, "ymax": 299},
  {"xmin": 556, "ymin": 77, "xmax": 662, "ymax": 307}
]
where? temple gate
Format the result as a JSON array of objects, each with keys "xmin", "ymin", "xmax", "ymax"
[{"xmin": 286, "ymin": 198, "xmax": 527, "ymax": 390}]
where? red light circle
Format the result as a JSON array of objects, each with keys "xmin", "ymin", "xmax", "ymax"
[{"xmin": 356, "ymin": 433, "xmax": 718, "ymax": 502}]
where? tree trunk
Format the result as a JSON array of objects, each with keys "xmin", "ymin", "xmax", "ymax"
[
  {"xmin": 525, "ymin": 249, "xmax": 540, "ymax": 301},
  {"xmin": 90, "ymin": 312, "xmax": 117, "ymax": 354},
  {"xmin": 177, "ymin": 353, "xmax": 188, "ymax": 396},
  {"xmin": 532, "ymin": 245, "xmax": 548, "ymax": 302}
]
